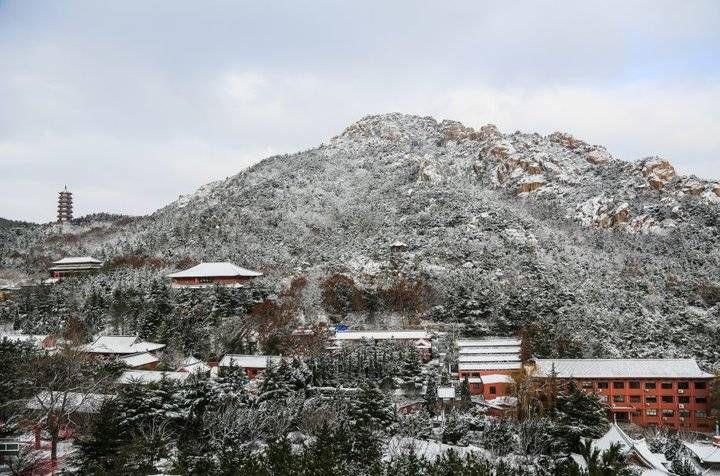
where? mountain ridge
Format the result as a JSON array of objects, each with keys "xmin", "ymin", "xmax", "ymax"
[{"xmin": 1, "ymin": 113, "xmax": 719, "ymax": 364}]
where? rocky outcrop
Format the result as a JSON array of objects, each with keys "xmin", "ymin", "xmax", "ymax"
[
  {"xmin": 440, "ymin": 120, "xmax": 483, "ymax": 142},
  {"xmin": 585, "ymin": 149, "xmax": 612, "ymax": 165},
  {"xmin": 548, "ymin": 132, "xmax": 585, "ymax": 150},
  {"xmin": 639, "ymin": 157, "xmax": 676, "ymax": 189},
  {"xmin": 518, "ymin": 176, "xmax": 545, "ymax": 194}
]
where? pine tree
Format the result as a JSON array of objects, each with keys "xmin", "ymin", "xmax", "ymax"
[
  {"xmin": 671, "ymin": 457, "xmax": 700, "ymax": 476},
  {"xmin": 424, "ymin": 373, "xmax": 438, "ymax": 415},
  {"xmin": 481, "ymin": 419, "xmax": 514, "ymax": 456},
  {"xmin": 442, "ymin": 410, "xmax": 468, "ymax": 444},
  {"xmin": 74, "ymin": 400, "xmax": 128, "ymax": 474},
  {"xmin": 347, "ymin": 382, "xmax": 396, "ymax": 431},
  {"xmin": 458, "ymin": 376, "xmax": 472, "ymax": 409},
  {"xmin": 553, "ymin": 380, "xmax": 609, "ymax": 451},
  {"xmin": 257, "ymin": 360, "xmax": 292, "ymax": 401}
]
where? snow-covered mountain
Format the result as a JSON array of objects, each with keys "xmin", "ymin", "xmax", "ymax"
[{"xmin": 2, "ymin": 113, "xmax": 719, "ymax": 363}]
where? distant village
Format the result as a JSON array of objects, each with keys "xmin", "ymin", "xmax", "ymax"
[{"xmin": 0, "ymin": 188, "xmax": 719, "ymax": 475}]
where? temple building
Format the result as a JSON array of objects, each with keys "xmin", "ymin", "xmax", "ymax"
[
  {"xmin": 166, "ymin": 262, "xmax": 263, "ymax": 288},
  {"xmin": 57, "ymin": 186, "xmax": 73, "ymax": 223},
  {"xmin": 49, "ymin": 256, "xmax": 103, "ymax": 278}
]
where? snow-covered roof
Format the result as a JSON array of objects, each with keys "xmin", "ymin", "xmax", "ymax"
[
  {"xmin": 119, "ymin": 352, "xmax": 159, "ymax": 368},
  {"xmin": 167, "ymin": 262, "xmax": 263, "ymax": 279},
  {"xmin": 79, "ymin": 336, "xmax": 165, "ymax": 355},
  {"xmin": 117, "ymin": 370, "xmax": 191, "ymax": 385},
  {"xmin": 458, "ymin": 346, "xmax": 521, "ymax": 355},
  {"xmin": 437, "ymin": 387, "xmax": 455, "ymax": 399},
  {"xmin": 457, "ymin": 338, "xmax": 521, "ymax": 348},
  {"xmin": 458, "ymin": 354, "xmax": 520, "ymax": 363},
  {"xmin": 1, "ymin": 334, "xmax": 50, "ymax": 347},
  {"xmin": 334, "ymin": 330, "xmax": 431, "ymax": 341},
  {"xmin": 533, "ymin": 359, "xmax": 713, "ymax": 379},
  {"xmin": 479, "ymin": 374, "xmax": 515, "ymax": 385},
  {"xmin": 26, "ymin": 391, "xmax": 112, "ymax": 414},
  {"xmin": 218, "ymin": 354, "xmax": 281, "ymax": 369},
  {"xmin": 591, "ymin": 424, "xmax": 672, "ymax": 475},
  {"xmin": 178, "ymin": 356, "xmax": 210, "ymax": 373},
  {"xmin": 683, "ymin": 441, "xmax": 720, "ymax": 464},
  {"xmin": 459, "ymin": 362, "xmax": 523, "ymax": 371},
  {"xmin": 51, "ymin": 256, "xmax": 103, "ymax": 265}
]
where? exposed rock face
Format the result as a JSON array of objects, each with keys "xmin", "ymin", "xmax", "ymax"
[
  {"xmin": 585, "ymin": 149, "xmax": 612, "ymax": 165},
  {"xmin": 518, "ymin": 177, "xmax": 545, "ymax": 194},
  {"xmin": 440, "ymin": 120, "xmax": 483, "ymax": 142},
  {"xmin": 640, "ymin": 157, "xmax": 676, "ymax": 189},
  {"xmin": 713, "ymin": 184, "xmax": 720, "ymax": 197}
]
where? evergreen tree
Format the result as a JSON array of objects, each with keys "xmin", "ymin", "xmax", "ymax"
[
  {"xmin": 424, "ymin": 373, "xmax": 438, "ymax": 415},
  {"xmin": 347, "ymin": 382, "xmax": 396, "ymax": 431},
  {"xmin": 442, "ymin": 410, "xmax": 469, "ymax": 444},
  {"xmin": 553, "ymin": 381, "xmax": 610, "ymax": 451},
  {"xmin": 258, "ymin": 360, "xmax": 293, "ymax": 401},
  {"xmin": 74, "ymin": 400, "xmax": 128, "ymax": 474},
  {"xmin": 458, "ymin": 376, "xmax": 472, "ymax": 410},
  {"xmin": 671, "ymin": 457, "xmax": 701, "ymax": 476},
  {"xmin": 481, "ymin": 419, "xmax": 514, "ymax": 456}
]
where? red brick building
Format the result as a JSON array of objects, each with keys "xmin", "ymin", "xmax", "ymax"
[
  {"xmin": 532, "ymin": 359, "xmax": 714, "ymax": 432},
  {"xmin": 456, "ymin": 338, "xmax": 522, "ymax": 401},
  {"xmin": 167, "ymin": 262, "xmax": 262, "ymax": 288}
]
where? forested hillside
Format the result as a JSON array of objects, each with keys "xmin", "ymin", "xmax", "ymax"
[{"xmin": 1, "ymin": 113, "xmax": 719, "ymax": 367}]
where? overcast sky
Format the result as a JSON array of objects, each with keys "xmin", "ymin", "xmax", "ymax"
[{"xmin": 1, "ymin": 1, "xmax": 719, "ymax": 222}]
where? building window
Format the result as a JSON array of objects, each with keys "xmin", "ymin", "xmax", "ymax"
[
  {"xmin": 629, "ymin": 395, "xmax": 641, "ymax": 403},
  {"xmin": 645, "ymin": 382, "xmax": 656, "ymax": 389},
  {"xmin": 661, "ymin": 396, "xmax": 674, "ymax": 403},
  {"xmin": 678, "ymin": 396, "xmax": 690, "ymax": 404},
  {"xmin": 646, "ymin": 409, "xmax": 657, "ymax": 416},
  {"xmin": 199, "ymin": 277, "xmax": 213, "ymax": 284},
  {"xmin": 597, "ymin": 382, "xmax": 608, "ymax": 389},
  {"xmin": 631, "ymin": 411, "xmax": 641, "ymax": 417},
  {"xmin": 679, "ymin": 410, "xmax": 690, "ymax": 418},
  {"xmin": 599, "ymin": 395, "xmax": 608, "ymax": 403},
  {"xmin": 695, "ymin": 382, "xmax": 706, "ymax": 390},
  {"xmin": 613, "ymin": 395, "xmax": 625, "ymax": 403},
  {"xmin": 629, "ymin": 381, "xmax": 640, "ymax": 389},
  {"xmin": 613, "ymin": 381, "xmax": 625, "ymax": 389},
  {"xmin": 646, "ymin": 396, "xmax": 657, "ymax": 404},
  {"xmin": 581, "ymin": 381, "xmax": 593, "ymax": 389},
  {"xmin": 696, "ymin": 410, "xmax": 707, "ymax": 418},
  {"xmin": 677, "ymin": 382, "xmax": 689, "ymax": 390},
  {"xmin": 662, "ymin": 409, "xmax": 674, "ymax": 417},
  {"xmin": 489, "ymin": 386, "xmax": 496, "ymax": 395},
  {"xmin": 661, "ymin": 382, "xmax": 673, "ymax": 390},
  {"xmin": 696, "ymin": 397, "xmax": 707, "ymax": 404}
]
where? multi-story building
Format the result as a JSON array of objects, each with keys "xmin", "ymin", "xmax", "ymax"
[
  {"xmin": 531, "ymin": 358, "xmax": 714, "ymax": 432},
  {"xmin": 456, "ymin": 337, "xmax": 522, "ymax": 400}
]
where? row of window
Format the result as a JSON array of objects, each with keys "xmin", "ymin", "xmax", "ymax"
[
  {"xmin": 605, "ymin": 395, "xmax": 707, "ymax": 404},
  {"xmin": 640, "ymin": 409, "xmax": 707, "ymax": 418},
  {"xmin": 582, "ymin": 380, "xmax": 706, "ymax": 390}
]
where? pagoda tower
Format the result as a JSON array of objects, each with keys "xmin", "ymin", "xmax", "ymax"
[{"xmin": 57, "ymin": 186, "xmax": 73, "ymax": 223}]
